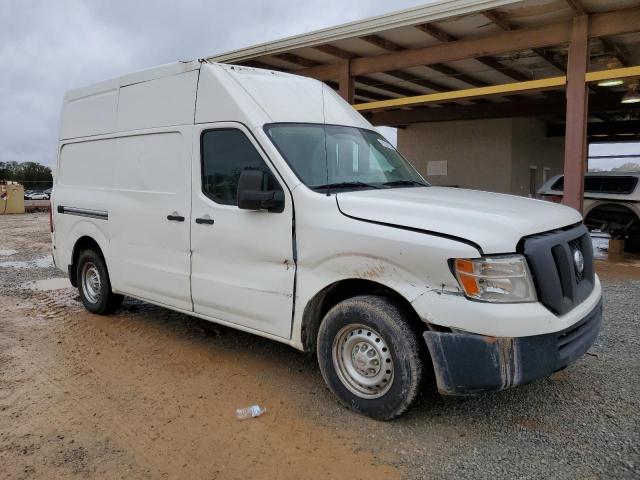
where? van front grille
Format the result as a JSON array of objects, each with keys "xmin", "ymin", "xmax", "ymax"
[{"xmin": 521, "ymin": 224, "xmax": 594, "ymax": 315}]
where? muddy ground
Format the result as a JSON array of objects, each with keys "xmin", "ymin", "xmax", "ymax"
[{"xmin": 1, "ymin": 213, "xmax": 638, "ymax": 479}]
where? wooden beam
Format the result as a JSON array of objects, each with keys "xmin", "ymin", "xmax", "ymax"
[
  {"xmin": 326, "ymin": 81, "xmax": 393, "ymax": 101},
  {"xmin": 415, "ymin": 22, "xmax": 531, "ymax": 82},
  {"xmin": 385, "ymin": 70, "xmax": 447, "ymax": 92},
  {"xmin": 482, "ymin": 10, "xmax": 511, "ymax": 31},
  {"xmin": 415, "ymin": 23, "xmax": 456, "ymax": 43},
  {"xmin": 589, "ymin": 8, "xmax": 640, "ymax": 37},
  {"xmin": 294, "ymin": 7, "xmax": 640, "ymax": 80},
  {"xmin": 295, "ymin": 62, "xmax": 341, "ymax": 80},
  {"xmin": 273, "ymin": 52, "xmax": 319, "ymax": 68},
  {"xmin": 363, "ymin": 32, "xmax": 489, "ymax": 89},
  {"xmin": 474, "ymin": 55, "xmax": 531, "ymax": 81},
  {"xmin": 338, "ymin": 60, "xmax": 354, "ymax": 103},
  {"xmin": 484, "ymin": 9, "xmax": 566, "ymax": 72},
  {"xmin": 565, "ymin": 0, "xmax": 586, "ymax": 15},
  {"xmin": 309, "ymin": 43, "xmax": 448, "ymax": 96},
  {"xmin": 600, "ymin": 37, "xmax": 629, "ymax": 67},
  {"xmin": 361, "ymin": 35, "xmax": 402, "ymax": 52},
  {"xmin": 353, "ymin": 89, "xmax": 394, "ymax": 101},
  {"xmin": 346, "ymin": 21, "xmax": 568, "ymax": 76},
  {"xmin": 563, "ymin": 15, "xmax": 589, "ymax": 212},
  {"xmin": 312, "ymin": 44, "xmax": 354, "ymax": 59},
  {"xmin": 427, "ymin": 63, "xmax": 489, "ymax": 87},
  {"xmin": 354, "ymin": 75, "xmax": 422, "ymax": 97}
]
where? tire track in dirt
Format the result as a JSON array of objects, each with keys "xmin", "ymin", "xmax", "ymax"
[{"xmin": 1, "ymin": 289, "xmax": 402, "ymax": 479}]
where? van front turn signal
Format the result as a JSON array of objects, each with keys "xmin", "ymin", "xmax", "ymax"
[{"xmin": 452, "ymin": 255, "xmax": 537, "ymax": 303}]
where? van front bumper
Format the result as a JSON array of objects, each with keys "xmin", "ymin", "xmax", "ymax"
[{"xmin": 423, "ymin": 300, "xmax": 602, "ymax": 395}]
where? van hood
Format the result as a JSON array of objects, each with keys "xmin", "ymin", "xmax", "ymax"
[{"xmin": 336, "ymin": 186, "xmax": 582, "ymax": 254}]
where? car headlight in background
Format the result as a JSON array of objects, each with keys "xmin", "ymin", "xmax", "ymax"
[{"xmin": 452, "ymin": 255, "xmax": 537, "ymax": 303}]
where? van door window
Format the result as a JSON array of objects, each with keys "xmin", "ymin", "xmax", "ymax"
[{"xmin": 201, "ymin": 129, "xmax": 281, "ymax": 206}]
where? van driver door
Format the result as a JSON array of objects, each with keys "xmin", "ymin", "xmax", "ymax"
[{"xmin": 190, "ymin": 122, "xmax": 295, "ymax": 338}]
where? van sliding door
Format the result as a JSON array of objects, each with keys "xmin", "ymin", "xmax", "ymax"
[{"xmin": 109, "ymin": 128, "xmax": 193, "ymax": 311}]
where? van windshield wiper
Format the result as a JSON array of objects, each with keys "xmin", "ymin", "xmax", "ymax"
[
  {"xmin": 381, "ymin": 180, "xmax": 429, "ymax": 187},
  {"xmin": 314, "ymin": 181, "xmax": 382, "ymax": 190}
]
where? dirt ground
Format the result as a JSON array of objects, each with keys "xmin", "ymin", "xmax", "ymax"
[{"xmin": 1, "ymin": 213, "xmax": 639, "ymax": 479}]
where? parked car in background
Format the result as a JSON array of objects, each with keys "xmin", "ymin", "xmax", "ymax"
[
  {"xmin": 538, "ymin": 172, "xmax": 640, "ymax": 251},
  {"xmin": 25, "ymin": 191, "xmax": 50, "ymax": 200}
]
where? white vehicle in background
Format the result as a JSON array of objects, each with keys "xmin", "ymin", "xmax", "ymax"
[
  {"xmin": 51, "ymin": 61, "xmax": 602, "ymax": 419},
  {"xmin": 538, "ymin": 172, "xmax": 640, "ymax": 251},
  {"xmin": 26, "ymin": 191, "xmax": 50, "ymax": 200}
]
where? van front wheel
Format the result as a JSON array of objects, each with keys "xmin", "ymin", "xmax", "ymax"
[
  {"xmin": 76, "ymin": 249, "xmax": 123, "ymax": 315},
  {"xmin": 317, "ymin": 295, "xmax": 423, "ymax": 420}
]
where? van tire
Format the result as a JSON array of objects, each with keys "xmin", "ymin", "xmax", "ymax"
[
  {"xmin": 317, "ymin": 295, "xmax": 423, "ymax": 420},
  {"xmin": 76, "ymin": 249, "xmax": 123, "ymax": 315}
]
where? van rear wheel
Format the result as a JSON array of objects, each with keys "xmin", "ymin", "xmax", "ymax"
[
  {"xmin": 317, "ymin": 295, "xmax": 423, "ymax": 420},
  {"xmin": 77, "ymin": 249, "xmax": 123, "ymax": 315}
]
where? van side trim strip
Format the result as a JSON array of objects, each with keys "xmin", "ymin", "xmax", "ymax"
[{"xmin": 57, "ymin": 206, "xmax": 108, "ymax": 220}]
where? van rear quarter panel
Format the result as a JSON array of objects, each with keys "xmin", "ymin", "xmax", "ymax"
[
  {"xmin": 54, "ymin": 139, "xmax": 115, "ymax": 269},
  {"xmin": 55, "ymin": 128, "xmax": 193, "ymax": 310}
]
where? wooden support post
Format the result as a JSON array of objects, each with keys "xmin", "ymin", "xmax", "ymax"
[
  {"xmin": 338, "ymin": 60, "xmax": 354, "ymax": 103},
  {"xmin": 562, "ymin": 15, "xmax": 589, "ymax": 212}
]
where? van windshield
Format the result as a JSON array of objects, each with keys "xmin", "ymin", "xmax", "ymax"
[{"xmin": 264, "ymin": 123, "xmax": 428, "ymax": 191}]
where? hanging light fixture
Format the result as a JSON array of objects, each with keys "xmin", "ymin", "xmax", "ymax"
[
  {"xmin": 597, "ymin": 78, "xmax": 624, "ymax": 87},
  {"xmin": 597, "ymin": 63, "xmax": 624, "ymax": 87},
  {"xmin": 621, "ymin": 84, "xmax": 640, "ymax": 104}
]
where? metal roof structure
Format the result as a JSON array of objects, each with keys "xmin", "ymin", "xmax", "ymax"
[
  {"xmin": 205, "ymin": 0, "xmax": 640, "ymax": 211},
  {"xmin": 206, "ymin": 0, "xmax": 640, "ymax": 134}
]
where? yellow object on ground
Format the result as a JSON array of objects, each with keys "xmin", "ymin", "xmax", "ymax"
[{"xmin": 0, "ymin": 183, "xmax": 25, "ymax": 214}]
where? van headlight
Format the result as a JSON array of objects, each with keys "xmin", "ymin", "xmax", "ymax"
[{"xmin": 452, "ymin": 255, "xmax": 537, "ymax": 303}]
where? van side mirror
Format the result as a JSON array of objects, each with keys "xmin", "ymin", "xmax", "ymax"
[{"xmin": 237, "ymin": 169, "xmax": 284, "ymax": 212}]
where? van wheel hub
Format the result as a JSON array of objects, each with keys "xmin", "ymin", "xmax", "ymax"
[
  {"xmin": 332, "ymin": 324, "xmax": 394, "ymax": 398},
  {"xmin": 81, "ymin": 262, "xmax": 102, "ymax": 304}
]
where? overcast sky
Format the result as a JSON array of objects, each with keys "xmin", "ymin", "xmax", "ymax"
[
  {"xmin": 2, "ymin": 0, "xmax": 638, "ymax": 171},
  {"xmin": 1, "ymin": 0, "xmax": 430, "ymax": 167}
]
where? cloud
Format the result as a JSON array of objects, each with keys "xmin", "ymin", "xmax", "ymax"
[{"xmin": 1, "ymin": 0, "xmax": 427, "ymax": 167}]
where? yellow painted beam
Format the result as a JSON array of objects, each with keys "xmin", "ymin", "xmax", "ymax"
[
  {"xmin": 585, "ymin": 65, "xmax": 640, "ymax": 83},
  {"xmin": 352, "ymin": 65, "xmax": 640, "ymax": 111},
  {"xmin": 353, "ymin": 77, "xmax": 566, "ymax": 111}
]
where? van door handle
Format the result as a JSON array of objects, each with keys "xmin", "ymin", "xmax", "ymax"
[
  {"xmin": 195, "ymin": 217, "xmax": 214, "ymax": 225},
  {"xmin": 167, "ymin": 214, "xmax": 185, "ymax": 222}
]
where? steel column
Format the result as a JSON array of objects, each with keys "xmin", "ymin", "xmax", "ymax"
[{"xmin": 562, "ymin": 15, "xmax": 589, "ymax": 212}]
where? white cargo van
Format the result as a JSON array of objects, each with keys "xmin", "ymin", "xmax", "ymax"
[{"xmin": 52, "ymin": 61, "xmax": 602, "ymax": 419}]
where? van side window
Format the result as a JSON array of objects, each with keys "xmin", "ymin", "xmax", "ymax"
[{"xmin": 201, "ymin": 129, "xmax": 280, "ymax": 206}]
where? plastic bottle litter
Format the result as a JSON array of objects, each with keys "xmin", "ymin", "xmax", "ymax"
[{"xmin": 235, "ymin": 405, "xmax": 267, "ymax": 420}]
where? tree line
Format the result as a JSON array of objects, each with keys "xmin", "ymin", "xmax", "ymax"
[{"xmin": 0, "ymin": 161, "xmax": 53, "ymax": 190}]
